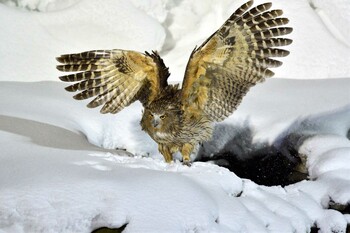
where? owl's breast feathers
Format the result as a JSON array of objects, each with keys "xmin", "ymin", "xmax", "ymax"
[{"xmin": 142, "ymin": 85, "xmax": 213, "ymax": 146}]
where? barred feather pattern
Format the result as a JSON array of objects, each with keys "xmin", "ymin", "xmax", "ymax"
[
  {"xmin": 181, "ymin": 0, "xmax": 292, "ymax": 121},
  {"xmin": 57, "ymin": 50, "xmax": 169, "ymax": 114},
  {"xmin": 56, "ymin": 0, "xmax": 292, "ymax": 165}
]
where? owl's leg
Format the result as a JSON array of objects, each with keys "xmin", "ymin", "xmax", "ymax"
[
  {"xmin": 158, "ymin": 144, "xmax": 173, "ymax": 163},
  {"xmin": 181, "ymin": 143, "xmax": 194, "ymax": 166}
]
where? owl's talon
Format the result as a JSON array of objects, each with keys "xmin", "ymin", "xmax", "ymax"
[{"xmin": 182, "ymin": 160, "xmax": 192, "ymax": 167}]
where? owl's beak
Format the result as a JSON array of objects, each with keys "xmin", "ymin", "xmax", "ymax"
[{"xmin": 152, "ymin": 118, "xmax": 160, "ymax": 128}]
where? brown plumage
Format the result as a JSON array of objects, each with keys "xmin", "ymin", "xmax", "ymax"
[{"xmin": 57, "ymin": 0, "xmax": 292, "ymax": 165}]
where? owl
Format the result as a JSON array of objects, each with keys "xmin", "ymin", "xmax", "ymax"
[{"xmin": 57, "ymin": 0, "xmax": 292, "ymax": 165}]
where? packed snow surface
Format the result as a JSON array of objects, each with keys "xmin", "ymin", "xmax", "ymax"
[{"xmin": 0, "ymin": 0, "xmax": 350, "ymax": 232}]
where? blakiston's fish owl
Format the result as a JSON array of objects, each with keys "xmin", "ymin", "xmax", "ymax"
[{"xmin": 57, "ymin": 1, "xmax": 292, "ymax": 165}]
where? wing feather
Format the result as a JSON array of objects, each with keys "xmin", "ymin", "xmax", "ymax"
[
  {"xmin": 181, "ymin": 0, "xmax": 292, "ymax": 121},
  {"xmin": 57, "ymin": 49, "xmax": 169, "ymax": 114}
]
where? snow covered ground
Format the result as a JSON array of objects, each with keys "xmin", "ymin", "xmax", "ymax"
[{"xmin": 0, "ymin": 0, "xmax": 350, "ymax": 232}]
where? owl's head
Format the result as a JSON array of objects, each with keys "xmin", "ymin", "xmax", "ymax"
[{"xmin": 141, "ymin": 102, "xmax": 182, "ymax": 133}]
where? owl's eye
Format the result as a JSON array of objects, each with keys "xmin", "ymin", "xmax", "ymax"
[
  {"xmin": 149, "ymin": 112, "xmax": 154, "ymax": 117},
  {"xmin": 160, "ymin": 115, "xmax": 166, "ymax": 120}
]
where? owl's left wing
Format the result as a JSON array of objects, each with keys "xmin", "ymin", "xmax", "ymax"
[
  {"xmin": 180, "ymin": 0, "xmax": 292, "ymax": 121},
  {"xmin": 57, "ymin": 50, "xmax": 169, "ymax": 114}
]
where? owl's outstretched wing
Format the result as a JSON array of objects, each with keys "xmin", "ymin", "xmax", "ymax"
[
  {"xmin": 57, "ymin": 50, "xmax": 169, "ymax": 114},
  {"xmin": 181, "ymin": 0, "xmax": 292, "ymax": 121}
]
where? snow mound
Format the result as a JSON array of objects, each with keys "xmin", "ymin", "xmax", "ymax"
[
  {"xmin": 0, "ymin": 80, "xmax": 349, "ymax": 232},
  {"xmin": 0, "ymin": 0, "xmax": 165, "ymax": 82}
]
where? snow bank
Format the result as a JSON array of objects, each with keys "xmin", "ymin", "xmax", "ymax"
[
  {"xmin": 0, "ymin": 0, "xmax": 80, "ymax": 11},
  {"xmin": 1, "ymin": 0, "xmax": 350, "ymax": 82},
  {"xmin": 0, "ymin": 79, "xmax": 349, "ymax": 232},
  {"xmin": 0, "ymin": 0, "xmax": 165, "ymax": 82},
  {"xmin": 155, "ymin": 0, "xmax": 350, "ymax": 80},
  {"xmin": 1, "ymin": 79, "xmax": 349, "ymax": 158}
]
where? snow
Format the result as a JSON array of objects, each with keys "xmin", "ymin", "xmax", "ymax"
[
  {"xmin": 1, "ymin": 0, "xmax": 350, "ymax": 82},
  {"xmin": 1, "ymin": 80, "xmax": 349, "ymax": 232},
  {"xmin": 0, "ymin": 0, "xmax": 350, "ymax": 232}
]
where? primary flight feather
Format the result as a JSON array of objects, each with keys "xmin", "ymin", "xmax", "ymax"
[{"xmin": 57, "ymin": 0, "xmax": 292, "ymax": 165}]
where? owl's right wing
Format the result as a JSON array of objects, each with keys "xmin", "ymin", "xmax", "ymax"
[{"xmin": 57, "ymin": 50, "xmax": 169, "ymax": 114}]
